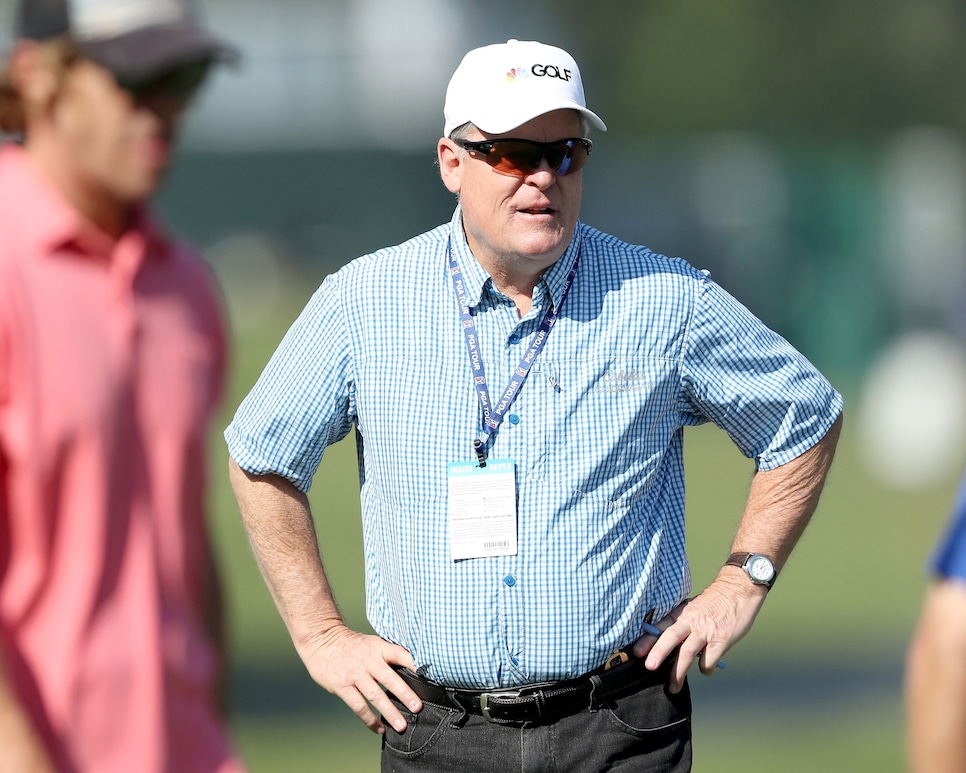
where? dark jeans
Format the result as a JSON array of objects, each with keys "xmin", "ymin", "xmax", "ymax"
[{"xmin": 380, "ymin": 668, "xmax": 691, "ymax": 773}]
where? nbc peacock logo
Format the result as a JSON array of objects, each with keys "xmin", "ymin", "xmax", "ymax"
[{"xmin": 505, "ymin": 66, "xmax": 530, "ymax": 81}]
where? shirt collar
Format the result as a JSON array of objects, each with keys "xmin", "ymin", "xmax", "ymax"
[
  {"xmin": 0, "ymin": 143, "xmax": 169, "ymax": 262},
  {"xmin": 447, "ymin": 204, "xmax": 488, "ymax": 309},
  {"xmin": 541, "ymin": 226, "xmax": 583, "ymax": 311},
  {"xmin": 447, "ymin": 203, "xmax": 583, "ymax": 311}
]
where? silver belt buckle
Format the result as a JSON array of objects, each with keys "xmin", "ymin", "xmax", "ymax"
[{"xmin": 479, "ymin": 690, "xmax": 521, "ymax": 722}]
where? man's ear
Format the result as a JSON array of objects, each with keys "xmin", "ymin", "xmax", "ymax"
[
  {"xmin": 10, "ymin": 40, "xmax": 62, "ymax": 113},
  {"xmin": 438, "ymin": 137, "xmax": 463, "ymax": 194}
]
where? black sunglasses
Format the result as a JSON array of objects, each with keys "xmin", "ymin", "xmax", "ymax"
[
  {"xmin": 115, "ymin": 60, "xmax": 211, "ymax": 102},
  {"xmin": 457, "ymin": 137, "xmax": 593, "ymax": 178}
]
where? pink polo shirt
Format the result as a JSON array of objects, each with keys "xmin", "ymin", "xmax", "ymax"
[{"xmin": 0, "ymin": 144, "xmax": 245, "ymax": 773}]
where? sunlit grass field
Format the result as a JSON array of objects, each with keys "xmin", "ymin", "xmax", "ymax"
[{"xmin": 209, "ymin": 276, "xmax": 952, "ymax": 772}]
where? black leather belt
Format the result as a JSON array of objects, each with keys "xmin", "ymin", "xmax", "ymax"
[{"xmin": 391, "ymin": 650, "xmax": 672, "ymax": 725}]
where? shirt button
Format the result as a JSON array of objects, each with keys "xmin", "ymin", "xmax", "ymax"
[
  {"xmin": 508, "ymin": 414, "xmax": 520, "ymax": 425},
  {"xmin": 508, "ymin": 334, "xmax": 520, "ymax": 344},
  {"xmin": 503, "ymin": 575, "xmax": 516, "ymax": 587}
]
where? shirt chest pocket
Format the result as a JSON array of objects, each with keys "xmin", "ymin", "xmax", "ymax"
[{"xmin": 527, "ymin": 357, "xmax": 682, "ymax": 479}]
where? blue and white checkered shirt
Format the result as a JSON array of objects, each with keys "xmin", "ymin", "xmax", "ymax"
[{"xmin": 225, "ymin": 205, "xmax": 843, "ymax": 689}]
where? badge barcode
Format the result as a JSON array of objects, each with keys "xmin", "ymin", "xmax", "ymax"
[{"xmin": 484, "ymin": 541, "xmax": 509, "ymax": 549}]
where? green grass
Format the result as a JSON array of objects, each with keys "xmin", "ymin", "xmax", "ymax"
[
  {"xmin": 209, "ymin": 276, "xmax": 954, "ymax": 772},
  {"xmin": 698, "ymin": 708, "xmax": 906, "ymax": 772},
  {"xmin": 231, "ymin": 712, "xmax": 380, "ymax": 772}
]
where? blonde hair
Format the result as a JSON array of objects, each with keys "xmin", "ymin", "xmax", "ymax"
[{"xmin": 0, "ymin": 37, "xmax": 76, "ymax": 135}]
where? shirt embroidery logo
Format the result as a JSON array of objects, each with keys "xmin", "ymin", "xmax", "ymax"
[{"xmin": 594, "ymin": 370, "xmax": 648, "ymax": 393}]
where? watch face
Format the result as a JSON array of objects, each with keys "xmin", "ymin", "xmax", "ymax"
[{"xmin": 748, "ymin": 556, "xmax": 775, "ymax": 583}]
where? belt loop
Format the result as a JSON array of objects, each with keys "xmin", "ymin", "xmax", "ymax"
[
  {"xmin": 445, "ymin": 689, "xmax": 470, "ymax": 728},
  {"xmin": 534, "ymin": 690, "xmax": 547, "ymax": 721},
  {"xmin": 587, "ymin": 673, "xmax": 604, "ymax": 713}
]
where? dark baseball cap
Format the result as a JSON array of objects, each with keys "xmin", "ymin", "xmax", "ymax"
[{"xmin": 16, "ymin": 0, "xmax": 237, "ymax": 82}]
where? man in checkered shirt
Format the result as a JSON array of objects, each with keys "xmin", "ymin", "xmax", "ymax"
[{"xmin": 226, "ymin": 39, "xmax": 842, "ymax": 773}]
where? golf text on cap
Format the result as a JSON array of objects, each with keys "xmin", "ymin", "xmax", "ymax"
[
  {"xmin": 506, "ymin": 64, "xmax": 573, "ymax": 82},
  {"xmin": 73, "ymin": 0, "xmax": 189, "ymax": 41}
]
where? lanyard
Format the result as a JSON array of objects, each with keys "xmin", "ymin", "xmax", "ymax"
[{"xmin": 449, "ymin": 237, "xmax": 580, "ymax": 466}]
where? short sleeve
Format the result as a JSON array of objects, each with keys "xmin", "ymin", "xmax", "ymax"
[
  {"xmin": 681, "ymin": 275, "xmax": 843, "ymax": 470},
  {"xmin": 224, "ymin": 273, "xmax": 355, "ymax": 492}
]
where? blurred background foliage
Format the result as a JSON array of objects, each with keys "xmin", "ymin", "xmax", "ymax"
[
  {"xmin": 564, "ymin": 0, "xmax": 966, "ymax": 137},
  {"xmin": 4, "ymin": 0, "xmax": 966, "ymax": 769}
]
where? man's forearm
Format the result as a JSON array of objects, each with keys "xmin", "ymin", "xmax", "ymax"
[
  {"xmin": 728, "ymin": 412, "xmax": 843, "ymax": 572},
  {"xmin": 227, "ymin": 458, "xmax": 346, "ymax": 655},
  {"xmin": 907, "ymin": 580, "xmax": 966, "ymax": 773},
  {"xmin": 226, "ymin": 457, "xmax": 424, "ymax": 734},
  {"xmin": 638, "ymin": 413, "xmax": 843, "ymax": 687}
]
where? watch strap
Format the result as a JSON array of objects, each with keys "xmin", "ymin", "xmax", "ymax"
[{"xmin": 725, "ymin": 552, "xmax": 754, "ymax": 569}]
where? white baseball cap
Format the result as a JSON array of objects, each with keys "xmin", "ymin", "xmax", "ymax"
[{"xmin": 443, "ymin": 39, "xmax": 607, "ymax": 138}]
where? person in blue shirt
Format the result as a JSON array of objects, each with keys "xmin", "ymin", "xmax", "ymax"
[
  {"xmin": 906, "ymin": 480, "xmax": 966, "ymax": 772},
  {"xmin": 225, "ymin": 39, "xmax": 843, "ymax": 772}
]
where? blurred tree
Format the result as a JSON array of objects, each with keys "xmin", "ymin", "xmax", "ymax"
[{"xmin": 551, "ymin": 0, "xmax": 966, "ymax": 137}]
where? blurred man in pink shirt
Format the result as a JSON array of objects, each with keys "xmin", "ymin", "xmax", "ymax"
[{"xmin": 0, "ymin": 1, "xmax": 246, "ymax": 771}]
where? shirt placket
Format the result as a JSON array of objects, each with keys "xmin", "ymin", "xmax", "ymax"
[
  {"xmin": 108, "ymin": 232, "xmax": 147, "ymax": 374},
  {"xmin": 479, "ymin": 283, "xmax": 549, "ymax": 683}
]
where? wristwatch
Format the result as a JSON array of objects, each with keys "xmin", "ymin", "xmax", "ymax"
[{"xmin": 725, "ymin": 552, "xmax": 777, "ymax": 590}]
